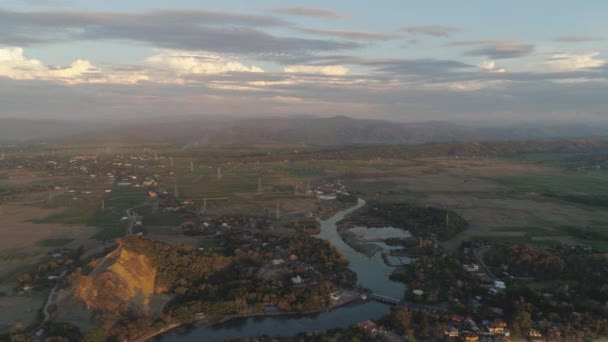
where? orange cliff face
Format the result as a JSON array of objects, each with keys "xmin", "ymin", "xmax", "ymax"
[{"xmin": 73, "ymin": 247, "xmax": 169, "ymax": 316}]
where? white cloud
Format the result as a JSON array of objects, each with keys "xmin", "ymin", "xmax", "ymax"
[
  {"xmin": 0, "ymin": 47, "xmax": 100, "ymax": 82},
  {"xmin": 479, "ymin": 60, "xmax": 506, "ymax": 73},
  {"xmin": 544, "ymin": 52, "xmax": 605, "ymax": 71},
  {"xmin": 0, "ymin": 47, "xmax": 265, "ymax": 85},
  {"xmin": 0, "ymin": 46, "xmax": 148, "ymax": 84},
  {"xmin": 146, "ymin": 50, "xmax": 264, "ymax": 76},
  {"xmin": 283, "ymin": 65, "xmax": 349, "ymax": 76}
]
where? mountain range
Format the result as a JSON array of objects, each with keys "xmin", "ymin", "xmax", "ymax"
[{"xmin": 1, "ymin": 116, "xmax": 607, "ymax": 146}]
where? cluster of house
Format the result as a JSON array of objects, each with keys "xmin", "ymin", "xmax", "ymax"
[
  {"xmin": 444, "ymin": 316, "xmax": 510, "ymax": 341},
  {"xmin": 61, "ymin": 154, "xmax": 162, "ymax": 179},
  {"xmin": 355, "ymin": 320, "xmax": 402, "ymax": 341},
  {"xmin": 355, "ymin": 317, "xmax": 513, "ymax": 342},
  {"xmin": 463, "ymin": 263, "xmax": 507, "ymax": 295},
  {"xmin": 315, "ymin": 179, "xmax": 349, "ymax": 201},
  {"xmin": 20, "ymin": 249, "xmax": 74, "ymax": 293},
  {"xmin": 32, "ymin": 154, "xmax": 163, "ymax": 199}
]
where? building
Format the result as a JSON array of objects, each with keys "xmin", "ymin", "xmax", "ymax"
[
  {"xmin": 461, "ymin": 331, "xmax": 479, "ymax": 342},
  {"xmin": 291, "ymin": 275, "xmax": 303, "ymax": 284},
  {"xmin": 444, "ymin": 326, "xmax": 460, "ymax": 338},
  {"xmin": 463, "ymin": 263, "xmax": 480, "ymax": 272},
  {"xmin": 357, "ymin": 320, "xmax": 378, "ymax": 335},
  {"xmin": 529, "ymin": 329, "xmax": 543, "ymax": 342},
  {"xmin": 264, "ymin": 305, "xmax": 279, "ymax": 313},
  {"xmin": 180, "ymin": 221, "xmax": 195, "ymax": 229}
]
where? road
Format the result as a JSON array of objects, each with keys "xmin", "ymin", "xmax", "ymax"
[{"xmin": 473, "ymin": 245, "xmax": 497, "ymax": 280}]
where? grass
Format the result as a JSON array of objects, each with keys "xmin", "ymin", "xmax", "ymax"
[
  {"xmin": 574, "ymin": 238, "xmax": 608, "ymax": 251},
  {"xmin": 490, "ymin": 173, "xmax": 608, "ymax": 196},
  {"xmin": 274, "ymin": 164, "xmax": 326, "ymax": 177},
  {"xmin": 497, "ymin": 226, "xmax": 564, "ymax": 236},
  {"xmin": 141, "ymin": 211, "xmax": 182, "ymax": 227},
  {"xmin": 590, "ymin": 219, "xmax": 608, "ymax": 227},
  {"xmin": 0, "ymin": 251, "xmax": 35, "ymax": 262},
  {"xmin": 93, "ymin": 225, "xmax": 127, "ymax": 241},
  {"xmin": 36, "ymin": 238, "xmax": 74, "ymax": 247},
  {"xmin": 30, "ymin": 207, "xmax": 92, "ymax": 225},
  {"xmin": 473, "ymin": 235, "xmax": 562, "ymax": 248}
]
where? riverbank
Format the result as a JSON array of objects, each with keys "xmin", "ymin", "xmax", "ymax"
[
  {"xmin": 157, "ymin": 198, "xmax": 405, "ymax": 341},
  {"xmin": 159, "ymin": 301, "xmax": 393, "ymax": 341},
  {"xmin": 134, "ymin": 295, "xmax": 363, "ymax": 342}
]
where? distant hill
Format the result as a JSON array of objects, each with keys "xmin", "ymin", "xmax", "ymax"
[
  {"xmin": 230, "ymin": 139, "xmax": 608, "ymax": 163},
  {"xmin": 0, "ymin": 118, "xmax": 100, "ymax": 143},
  {"xmin": 2, "ymin": 115, "xmax": 607, "ymax": 146},
  {"xmin": 202, "ymin": 116, "xmax": 608, "ymax": 146}
]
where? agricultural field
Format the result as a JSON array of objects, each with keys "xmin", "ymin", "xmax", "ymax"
[{"xmin": 333, "ymin": 156, "xmax": 608, "ymax": 251}]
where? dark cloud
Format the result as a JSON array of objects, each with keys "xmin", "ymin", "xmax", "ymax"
[
  {"xmin": 369, "ymin": 59, "xmax": 473, "ymax": 76},
  {"xmin": 0, "ymin": 9, "xmax": 359, "ymax": 55},
  {"xmin": 296, "ymin": 28, "xmax": 401, "ymax": 41},
  {"xmin": 554, "ymin": 35, "xmax": 603, "ymax": 43},
  {"xmin": 453, "ymin": 40, "xmax": 535, "ymax": 59},
  {"xmin": 22, "ymin": 0, "xmax": 74, "ymax": 6},
  {"xmin": 2, "ymin": 65, "xmax": 608, "ymax": 123},
  {"xmin": 270, "ymin": 7, "xmax": 343, "ymax": 19},
  {"xmin": 270, "ymin": 55, "xmax": 474, "ymax": 78},
  {"xmin": 406, "ymin": 25, "xmax": 460, "ymax": 37}
]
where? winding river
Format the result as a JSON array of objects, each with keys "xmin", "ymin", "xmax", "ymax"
[{"xmin": 157, "ymin": 198, "xmax": 405, "ymax": 341}]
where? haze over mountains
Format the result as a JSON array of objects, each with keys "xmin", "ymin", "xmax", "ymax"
[{"xmin": 1, "ymin": 116, "xmax": 607, "ymax": 146}]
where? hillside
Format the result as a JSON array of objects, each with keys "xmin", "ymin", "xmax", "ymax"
[
  {"xmin": 3, "ymin": 115, "xmax": 608, "ymax": 146},
  {"xmin": 231, "ymin": 139, "xmax": 608, "ymax": 163},
  {"xmin": 0, "ymin": 118, "xmax": 101, "ymax": 143},
  {"xmin": 52, "ymin": 235, "xmax": 352, "ymax": 340},
  {"xmin": 54, "ymin": 241, "xmax": 172, "ymax": 335},
  {"xmin": 196, "ymin": 117, "xmax": 608, "ymax": 146}
]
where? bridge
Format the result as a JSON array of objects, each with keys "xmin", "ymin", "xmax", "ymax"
[
  {"xmin": 367, "ymin": 293, "xmax": 402, "ymax": 305},
  {"xmin": 344, "ymin": 289, "xmax": 440, "ymax": 312}
]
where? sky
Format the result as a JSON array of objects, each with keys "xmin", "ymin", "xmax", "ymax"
[{"xmin": 0, "ymin": 0, "xmax": 607, "ymax": 123}]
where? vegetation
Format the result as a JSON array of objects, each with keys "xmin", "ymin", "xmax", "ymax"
[
  {"xmin": 483, "ymin": 244, "xmax": 608, "ymax": 338},
  {"xmin": 36, "ymin": 238, "xmax": 74, "ymax": 247},
  {"xmin": 364, "ymin": 202, "xmax": 468, "ymax": 241},
  {"xmin": 73, "ymin": 236, "xmax": 354, "ymax": 341},
  {"xmin": 391, "ymin": 253, "xmax": 482, "ymax": 305}
]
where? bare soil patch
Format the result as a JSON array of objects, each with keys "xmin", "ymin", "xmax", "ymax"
[{"xmin": 0, "ymin": 205, "xmax": 94, "ymax": 280}]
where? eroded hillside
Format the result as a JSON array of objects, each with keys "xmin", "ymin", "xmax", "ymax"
[
  {"xmin": 74, "ymin": 247, "xmax": 163, "ymax": 314},
  {"xmin": 53, "ymin": 241, "xmax": 172, "ymax": 336}
]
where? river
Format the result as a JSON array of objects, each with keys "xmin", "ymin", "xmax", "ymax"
[{"xmin": 157, "ymin": 198, "xmax": 405, "ymax": 341}]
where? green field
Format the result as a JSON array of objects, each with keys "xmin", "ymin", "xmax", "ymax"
[
  {"xmin": 490, "ymin": 173, "xmax": 608, "ymax": 195},
  {"xmin": 37, "ymin": 238, "xmax": 74, "ymax": 247}
]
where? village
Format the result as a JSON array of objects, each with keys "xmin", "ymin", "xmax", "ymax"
[{"xmin": 2, "ymin": 147, "xmax": 608, "ymax": 342}]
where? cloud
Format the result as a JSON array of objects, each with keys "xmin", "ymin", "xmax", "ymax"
[
  {"xmin": 297, "ymin": 28, "xmax": 401, "ymax": 41},
  {"xmin": 2, "ymin": 63, "xmax": 608, "ymax": 123},
  {"xmin": 283, "ymin": 65, "xmax": 349, "ymax": 76},
  {"xmin": 370, "ymin": 59, "xmax": 473, "ymax": 77},
  {"xmin": 270, "ymin": 7, "xmax": 343, "ymax": 19},
  {"xmin": 479, "ymin": 61, "xmax": 506, "ymax": 73},
  {"xmin": 554, "ymin": 35, "xmax": 603, "ymax": 43},
  {"xmin": 406, "ymin": 25, "xmax": 460, "ymax": 37},
  {"xmin": 146, "ymin": 50, "xmax": 264, "ymax": 76},
  {"xmin": 22, "ymin": 0, "xmax": 75, "ymax": 6},
  {"xmin": 0, "ymin": 46, "xmax": 149, "ymax": 84},
  {"xmin": 0, "ymin": 9, "xmax": 359, "ymax": 56},
  {"xmin": 454, "ymin": 40, "xmax": 535, "ymax": 59},
  {"xmin": 0, "ymin": 47, "xmax": 98, "ymax": 82},
  {"xmin": 543, "ymin": 52, "xmax": 606, "ymax": 71}
]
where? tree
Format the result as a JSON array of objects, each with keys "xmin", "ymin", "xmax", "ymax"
[
  {"xmin": 392, "ymin": 308, "xmax": 413, "ymax": 336},
  {"xmin": 511, "ymin": 308, "xmax": 532, "ymax": 337},
  {"xmin": 8, "ymin": 324, "xmax": 29, "ymax": 342}
]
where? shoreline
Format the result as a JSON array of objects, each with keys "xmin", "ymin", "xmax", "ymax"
[{"xmin": 134, "ymin": 297, "xmax": 363, "ymax": 341}]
